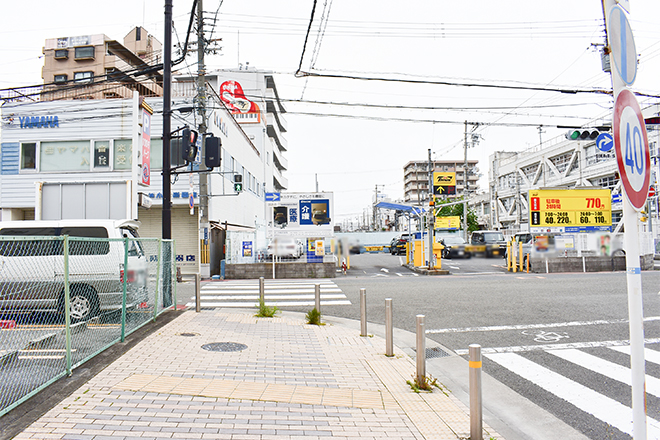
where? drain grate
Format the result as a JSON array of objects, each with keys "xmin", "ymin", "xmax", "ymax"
[
  {"xmin": 202, "ymin": 342, "xmax": 248, "ymax": 352},
  {"xmin": 178, "ymin": 332, "xmax": 199, "ymax": 337},
  {"xmin": 425, "ymin": 347, "xmax": 450, "ymax": 359}
]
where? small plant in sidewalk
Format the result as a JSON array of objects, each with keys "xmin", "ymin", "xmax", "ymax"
[
  {"xmin": 305, "ymin": 307, "xmax": 323, "ymax": 325},
  {"xmin": 255, "ymin": 298, "xmax": 279, "ymax": 318},
  {"xmin": 406, "ymin": 374, "xmax": 444, "ymax": 394}
]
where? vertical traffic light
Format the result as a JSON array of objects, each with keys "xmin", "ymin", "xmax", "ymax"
[
  {"xmin": 234, "ymin": 174, "xmax": 243, "ymax": 192},
  {"xmin": 205, "ymin": 136, "xmax": 221, "ymax": 169},
  {"xmin": 181, "ymin": 127, "xmax": 198, "ymax": 163}
]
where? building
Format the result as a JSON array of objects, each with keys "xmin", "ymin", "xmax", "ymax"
[
  {"xmin": 403, "ymin": 159, "xmax": 479, "ymax": 204},
  {"xmin": 1, "ymin": 31, "xmax": 290, "ymax": 277},
  {"xmin": 40, "ymin": 27, "xmax": 163, "ymax": 100},
  {"xmin": 487, "ymin": 105, "xmax": 660, "ymax": 237}
]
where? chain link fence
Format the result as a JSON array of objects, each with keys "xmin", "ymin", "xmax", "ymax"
[{"xmin": 0, "ymin": 236, "xmax": 176, "ymax": 417}]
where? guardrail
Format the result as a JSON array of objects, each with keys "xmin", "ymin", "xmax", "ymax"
[{"xmin": 0, "ymin": 236, "xmax": 176, "ymax": 417}]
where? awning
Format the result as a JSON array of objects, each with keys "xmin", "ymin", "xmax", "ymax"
[{"xmin": 375, "ymin": 202, "xmax": 425, "ymax": 215}]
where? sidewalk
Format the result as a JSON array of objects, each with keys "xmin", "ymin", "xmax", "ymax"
[{"xmin": 13, "ymin": 309, "xmax": 505, "ymax": 440}]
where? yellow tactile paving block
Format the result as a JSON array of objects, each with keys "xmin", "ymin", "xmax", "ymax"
[
  {"xmin": 199, "ymin": 380, "xmax": 241, "ymax": 398},
  {"xmin": 228, "ymin": 382, "xmax": 268, "ymax": 400},
  {"xmin": 114, "ymin": 374, "xmax": 159, "ymax": 390},
  {"xmin": 170, "ymin": 378, "xmax": 213, "ymax": 395},
  {"xmin": 259, "ymin": 383, "xmax": 296, "ymax": 403},
  {"xmin": 141, "ymin": 376, "xmax": 186, "ymax": 393}
]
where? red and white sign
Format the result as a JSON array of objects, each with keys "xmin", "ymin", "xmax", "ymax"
[
  {"xmin": 613, "ymin": 88, "xmax": 650, "ymax": 210},
  {"xmin": 219, "ymin": 80, "xmax": 261, "ymax": 123},
  {"xmin": 140, "ymin": 108, "xmax": 151, "ymax": 186},
  {"xmin": 650, "ymin": 186, "xmax": 656, "ymax": 198}
]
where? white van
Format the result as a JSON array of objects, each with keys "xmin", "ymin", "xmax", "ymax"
[{"xmin": 0, "ymin": 219, "xmax": 149, "ymax": 322}]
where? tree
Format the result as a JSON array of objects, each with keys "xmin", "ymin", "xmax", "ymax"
[{"xmin": 434, "ymin": 196, "xmax": 479, "ymax": 232}]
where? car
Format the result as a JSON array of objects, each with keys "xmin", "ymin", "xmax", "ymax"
[
  {"xmin": 440, "ymin": 236, "xmax": 470, "ymax": 259},
  {"xmin": 469, "ymin": 230, "xmax": 506, "ymax": 257},
  {"xmin": 0, "ymin": 219, "xmax": 149, "ymax": 322},
  {"xmin": 390, "ymin": 234, "xmax": 410, "ymax": 255}
]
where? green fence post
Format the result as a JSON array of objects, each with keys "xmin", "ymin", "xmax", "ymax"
[
  {"xmin": 154, "ymin": 239, "xmax": 162, "ymax": 321},
  {"xmin": 121, "ymin": 237, "xmax": 128, "ymax": 342},
  {"xmin": 64, "ymin": 236, "xmax": 72, "ymax": 376}
]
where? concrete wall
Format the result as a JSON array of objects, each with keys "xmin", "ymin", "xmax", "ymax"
[
  {"xmin": 529, "ymin": 254, "xmax": 653, "ymax": 273},
  {"xmin": 225, "ymin": 262, "xmax": 336, "ymax": 279}
]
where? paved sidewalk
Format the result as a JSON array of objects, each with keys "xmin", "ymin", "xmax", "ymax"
[{"xmin": 14, "ymin": 309, "xmax": 504, "ymax": 440}]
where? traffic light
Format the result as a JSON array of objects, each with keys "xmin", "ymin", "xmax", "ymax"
[
  {"xmin": 234, "ymin": 174, "xmax": 243, "ymax": 192},
  {"xmin": 205, "ymin": 136, "xmax": 221, "ymax": 169},
  {"xmin": 181, "ymin": 127, "xmax": 198, "ymax": 163},
  {"xmin": 565, "ymin": 128, "xmax": 601, "ymax": 141}
]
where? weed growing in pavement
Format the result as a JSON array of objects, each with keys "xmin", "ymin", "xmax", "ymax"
[
  {"xmin": 305, "ymin": 308, "xmax": 323, "ymax": 325},
  {"xmin": 406, "ymin": 374, "xmax": 445, "ymax": 394},
  {"xmin": 255, "ymin": 298, "xmax": 279, "ymax": 318}
]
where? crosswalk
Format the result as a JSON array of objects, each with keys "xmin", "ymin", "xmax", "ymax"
[
  {"xmin": 186, "ymin": 279, "xmax": 351, "ymax": 308},
  {"xmin": 456, "ymin": 342, "xmax": 660, "ymax": 438}
]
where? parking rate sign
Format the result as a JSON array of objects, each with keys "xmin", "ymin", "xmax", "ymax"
[{"xmin": 529, "ymin": 188, "xmax": 612, "ymax": 231}]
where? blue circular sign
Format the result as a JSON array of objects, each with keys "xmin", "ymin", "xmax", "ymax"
[
  {"xmin": 608, "ymin": 5, "xmax": 637, "ymax": 86},
  {"xmin": 596, "ymin": 132, "xmax": 614, "ymax": 152}
]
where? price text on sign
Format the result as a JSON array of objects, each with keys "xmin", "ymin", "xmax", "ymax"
[
  {"xmin": 613, "ymin": 88, "xmax": 650, "ymax": 210},
  {"xmin": 529, "ymin": 189, "xmax": 612, "ymax": 228}
]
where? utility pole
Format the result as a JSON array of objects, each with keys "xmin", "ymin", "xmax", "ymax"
[
  {"xmin": 428, "ymin": 149, "xmax": 435, "ymax": 269},
  {"xmin": 373, "ymin": 185, "xmax": 380, "ymax": 231},
  {"xmin": 463, "ymin": 121, "xmax": 468, "ymax": 241},
  {"xmin": 162, "ymin": 0, "xmax": 173, "ymax": 239},
  {"xmin": 196, "ymin": 0, "xmax": 209, "ymax": 264}
]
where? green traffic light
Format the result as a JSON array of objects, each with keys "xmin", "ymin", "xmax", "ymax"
[
  {"xmin": 569, "ymin": 130, "xmax": 580, "ymax": 140},
  {"xmin": 234, "ymin": 183, "xmax": 243, "ymax": 192}
]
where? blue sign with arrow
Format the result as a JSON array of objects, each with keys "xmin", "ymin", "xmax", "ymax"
[
  {"xmin": 265, "ymin": 192, "xmax": 281, "ymax": 202},
  {"xmin": 596, "ymin": 132, "xmax": 614, "ymax": 152}
]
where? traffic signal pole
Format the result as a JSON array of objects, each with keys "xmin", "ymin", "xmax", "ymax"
[
  {"xmin": 428, "ymin": 149, "xmax": 435, "ymax": 269},
  {"xmin": 162, "ymin": 0, "xmax": 173, "ymax": 239}
]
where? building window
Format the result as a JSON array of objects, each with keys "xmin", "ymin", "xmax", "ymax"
[
  {"xmin": 40, "ymin": 141, "xmax": 91, "ymax": 172},
  {"xmin": 74, "ymin": 71, "xmax": 94, "ymax": 83},
  {"xmin": 20, "ymin": 143, "xmax": 36, "ymax": 171},
  {"xmin": 54, "ymin": 74, "xmax": 68, "ymax": 83},
  {"xmin": 94, "ymin": 141, "xmax": 110, "ymax": 169},
  {"xmin": 114, "ymin": 139, "xmax": 132, "ymax": 170},
  {"xmin": 74, "ymin": 46, "xmax": 95, "ymax": 60},
  {"xmin": 593, "ymin": 175, "xmax": 618, "ymax": 189},
  {"xmin": 54, "ymin": 49, "xmax": 68, "ymax": 59}
]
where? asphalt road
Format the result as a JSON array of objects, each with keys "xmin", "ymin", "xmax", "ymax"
[{"xmin": 323, "ymin": 252, "xmax": 660, "ymax": 440}]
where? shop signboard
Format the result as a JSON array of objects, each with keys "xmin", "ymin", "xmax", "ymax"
[
  {"xmin": 267, "ymin": 192, "xmax": 334, "ymax": 238},
  {"xmin": 529, "ymin": 188, "xmax": 612, "ymax": 232}
]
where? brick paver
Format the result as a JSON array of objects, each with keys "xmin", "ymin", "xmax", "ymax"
[{"xmin": 13, "ymin": 310, "xmax": 505, "ymax": 440}]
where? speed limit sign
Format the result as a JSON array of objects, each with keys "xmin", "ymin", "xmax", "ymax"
[{"xmin": 613, "ymin": 88, "xmax": 651, "ymax": 210}]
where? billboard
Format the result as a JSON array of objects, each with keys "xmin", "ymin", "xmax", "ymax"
[
  {"xmin": 219, "ymin": 80, "xmax": 261, "ymax": 124},
  {"xmin": 435, "ymin": 216, "xmax": 461, "ymax": 230},
  {"xmin": 529, "ymin": 188, "xmax": 612, "ymax": 232},
  {"xmin": 433, "ymin": 172, "xmax": 456, "ymax": 196},
  {"xmin": 267, "ymin": 192, "xmax": 334, "ymax": 237}
]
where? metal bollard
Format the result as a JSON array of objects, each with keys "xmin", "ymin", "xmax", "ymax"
[
  {"xmin": 416, "ymin": 315, "xmax": 426, "ymax": 386},
  {"xmin": 315, "ymin": 283, "xmax": 321, "ymax": 313},
  {"xmin": 360, "ymin": 288, "xmax": 367, "ymax": 337},
  {"xmin": 259, "ymin": 277, "xmax": 265, "ymax": 303},
  {"xmin": 469, "ymin": 344, "xmax": 483, "ymax": 440},
  {"xmin": 385, "ymin": 298, "xmax": 393, "ymax": 357},
  {"xmin": 195, "ymin": 273, "xmax": 201, "ymax": 313}
]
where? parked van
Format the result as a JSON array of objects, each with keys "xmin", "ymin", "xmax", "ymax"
[{"xmin": 0, "ymin": 219, "xmax": 149, "ymax": 322}]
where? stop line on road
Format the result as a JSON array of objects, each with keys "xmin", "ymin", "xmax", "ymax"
[{"xmin": 186, "ymin": 279, "xmax": 351, "ymax": 308}]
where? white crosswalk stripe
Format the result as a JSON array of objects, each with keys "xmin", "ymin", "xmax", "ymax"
[
  {"xmin": 486, "ymin": 350, "xmax": 660, "ymax": 438},
  {"xmin": 186, "ymin": 279, "xmax": 351, "ymax": 308}
]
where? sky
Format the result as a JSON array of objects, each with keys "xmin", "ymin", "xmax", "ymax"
[{"xmin": 2, "ymin": 1, "xmax": 660, "ymax": 227}]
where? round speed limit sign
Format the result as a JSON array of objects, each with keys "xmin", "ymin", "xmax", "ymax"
[{"xmin": 613, "ymin": 88, "xmax": 651, "ymax": 210}]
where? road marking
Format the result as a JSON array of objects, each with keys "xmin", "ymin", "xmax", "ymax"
[
  {"xmin": 380, "ymin": 268, "xmax": 389, "ymax": 273},
  {"xmin": 610, "ymin": 346, "xmax": 660, "ymax": 366},
  {"xmin": 549, "ymin": 348, "xmax": 660, "ymax": 398},
  {"xmin": 485, "ymin": 352, "xmax": 660, "ymax": 438},
  {"xmin": 450, "ymin": 266, "xmax": 460, "ymax": 270},
  {"xmin": 395, "ymin": 273, "xmax": 403, "ymax": 277},
  {"xmin": 200, "ymin": 300, "xmax": 351, "ymax": 307},
  {"xmin": 455, "ymin": 338, "xmax": 660, "ymax": 355},
  {"xmin": 427, "ymin": 316, "xmax": 660, "ymax": 334},
  {"xmin": 372, "ymin": 273, "xmax": 388, "ymax": 277}
]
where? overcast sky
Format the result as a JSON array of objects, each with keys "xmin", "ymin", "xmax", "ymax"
[{"xmin": 2, "ymin": 1, "xmax": 660, "ymax": 225}]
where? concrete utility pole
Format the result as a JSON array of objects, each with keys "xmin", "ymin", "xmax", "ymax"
[
  {"xmin": 428, "ymin": 149, "xmax": 434, "ymax": 269},
  {"xmin": 197, "ymin": 0, "xmax": 209, "ymax": 243},
  {"xmin": 463, "ymin": 121, "xmax": 469, "ymax": 241},
  {"xmin": 373, "ymin": 185, "xmax": 378, "ymax": 231}
]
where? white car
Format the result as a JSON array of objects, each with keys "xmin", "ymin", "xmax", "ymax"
[{"xmin": 267, "ymin": 238, "xmax": 303, "ymax": 259}]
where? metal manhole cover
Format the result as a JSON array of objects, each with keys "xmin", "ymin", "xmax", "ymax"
[
  {"xmin": 425, "ymin": 347, "xmax": 450, "ymax": 359},
  {"xmin": 201, "ymin": 342, "xmax": 247, "ymax": 352},
  {"xmin": 178, "ymin": 332, "xmax": 199, "ymax": 337}
]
